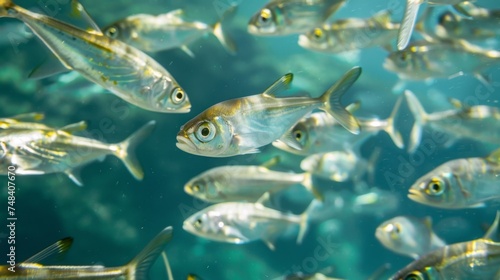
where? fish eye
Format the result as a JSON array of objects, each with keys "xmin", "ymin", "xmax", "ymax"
[
  {"xmin": 389, "ymin": 223, "xmax": 402, "ymax": 239},
  {"xmin": 259, "ymin": 8, "xmax": 272, "ymax": 25},
  {"xmin": 404, "ymin": 271, "xmax": 424, "ymax": 280},
  {"xmin": 171, "ymin": 87, "xmax": 185, "ymax": 104},
  {"xmin": 399, "ymin": 51, "xmax": 408, "ymax": 61},
  {"xmin": 294, "ymin": 130, "xmax": 302, "ymax": 141},
  {"xmin": 194, "ymin": 218, "xmax": 203, "ymax": 228},
  {"xmin": 312, "ymin": 28, "xmax": 324, "ymax": 40},
  {"xmin": 105, "ymin": 26, "xmax": 119, "ymax": 39},
  {"xmin": 438, "ymin": 12, "xmax": 453, "ymax": 25},
  {"xmin": 195, "ymin": 121, "xmax": 216, "ymax": 142},
  {"xmin": 426, "ymin": 178, "xmax": 445, "ymax": 196}
]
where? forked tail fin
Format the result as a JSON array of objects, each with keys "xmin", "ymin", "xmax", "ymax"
[
  {"xmin": 404, "ymin": 90, "xmax": 428, "ymax": 153},
  {"xmin": 112, "ymin": 121, "xmax": 156, "ymax": 180},
  {"xmin": 126, "ymin": 226, "xmax": 173, "ymax": 280}
]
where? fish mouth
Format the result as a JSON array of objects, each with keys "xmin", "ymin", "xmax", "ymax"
[
  {"xmin": 182, "ymin": 220, "xmax": 195, "ymax": 233},
  {"xmin": 407, "ymin": 189, "xmax": 422, "ymax": 202},
  {"xmin": 247, "ymin": 24, "xmax": 258, "ymax": 35},
  {"xmin": 382, "ymin": 58, "xmax": 395, "ymax": 71},
  {"xmin": 176, "ymin": 135, "xmax": 196, "ymax": 152}
]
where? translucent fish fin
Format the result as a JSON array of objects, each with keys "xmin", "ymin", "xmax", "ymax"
[
  {"xmin": 484, "ymin": 211, "xmax": 500, "ymax": 241},
  {"xmin": 383, "ymin": 95, "xmax": 404, "ymax": 149},
  {"xmin": 320, "ymin": 67, "xmax": 362, "ymax": 135},
  {"xmin": 397, "ymin": 0, "xmax": 424, "ymax": 50},
  {"xmin": 212, "ymin": 5, "xmax": 237, "ymax": 54},
  {"xmin": 367, "ymin": 263, "xmax": 391, "ymax": 280},
  {"xmin": 6, "ymin": 112, "xmax": 45, "ymax": 122},
  {"xmin": 28, "ymin": 55, "xmax": 71, "ymax": 80},
  {"xmin": 160, "ymin": 251, "xmax": 174, "ymax": 280},
  {"xmin": 24, "ymin": 237, "xmax": 73, "ymax": 263},
  {"xmin": 301, "ymin": 172, "xmax": 323, "ymax": 201},
  {"xmin": 64, "ymin": 168, "xmax": 84, "ymax": 187},
  {"xmin": 260, "ymin": 156, "xmax": 280, "ymax": 168},
  {"xmin": 113, "ymin": 121, "xmax": 156, "ymax": 180},
  {"xmin": 11, "ymin": 154, "xmax": 42, "ymax": 169},
  {"xmin": 127, "ymin": 226, "xmax": 173, "ymax": 280},
  {"xmin": 346, "ymin": 101, "xmax": 361, "ymax": 114},
  {"xmin": 59, "ymin": 121, "xmax": 88, "ymax": 134},
  {"xmin": 447, "ymin": 98, "xmax": 464, "ymax": 109},
  {"xmin": 255, "ymin": 192, "xmax": 271, "ymax": 206},
  {"xmin": 165, "ymin": 9, "xmax": 184, "ymax": 18},
  {"xmin": 366, "ymin": 147, "xmax": 381, "ymax": 185},
  {"xmin": 297, "ymin": 199, "xmax": 322, "ymax": 244},
  {"xmin": 404, "ymin": 90, "xmax": 428, "ymax": 153},
  {"xmin": 180, "ymin": 45, "xmax": 195, "ymax": 58},
  {"xmin": 474, "ymin": 72, "xmax": 492, "ymax": 88},
  {"xmin": 187, "ymin": 274, "xmax": 204, "ymax": 280},
  {"xmin": 371, "ymin": 9, "xmax": 393, "ymax": 25},
  {"xmin": 71, "ymin": 0, "xmax": 103, "ymax": 35},
  {"xmin": 262, "ymin": 73, "xmax": 293, "ymax": 97},
  {"xmin": 324, "ymin": 0, "xmax": 344, "ymax": 20},
  {"xmin": 486, "ymin": 148, "xmax": 500, "ymax": 164},
  {"xmin": 262, "ymin": 235, "xmax": 277, "ymax": 251}
]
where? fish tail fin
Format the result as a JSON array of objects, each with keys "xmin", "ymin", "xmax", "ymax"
[
  {"xmin": 212, "ymin": 5, "xmax": 237, "ymax": 54},
  {"xmin": 126, "ymin": 226, "xmax": 173, "ymax": 280},
  {"xmin": 383, "ymin": 96, "xmax": 404, "ymax": 149},
  {"xmin": 297, "ymin": 199, "xmax": 322, "ymax": 244},
  {"xmin": 320, "ymin": 67, "xmax": 362, "ymax": 135},
  {"xmin": 113, "ymin": 121, "xmax": 156, "ymax": 181},
  {"xmin": 0, "ymin": 0, "xmax": 15, "ymax": 17},
  {"xmin": 302, "ymin": 172, "xmax": 323, "ymax": 202},
  {"xmin": 404, "ymin": 90, "xmax": 428, "ymax": 153}
]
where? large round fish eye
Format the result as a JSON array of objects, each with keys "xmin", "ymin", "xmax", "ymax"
[
  {"xmin": 426, "ymin": 177, "xmax": 446, "ymax": 196},
  {"xmin": 404, "ymin": 271, "xmax": 424, "ymax": 280},
  {"xmin": 105, "ymin": 26, "xmax": 119, "ymax": 39},
  {"xmin": 259, "ymin": 8, "xmax": 272, "ymax": 25},
  {"xmin": 195, "ymin": 122, "xmax": 216, "ymax": 142},
  {"xmin": 389, "ymin": 223, "xmax": 402, "ymax": 240},
  {"xmin": 171, "ymin": 87, "xmax": 185, "ymax": 105},
  {"xmin": 194, "ymin": 218, "xmax": 203, "ymax": 228}
]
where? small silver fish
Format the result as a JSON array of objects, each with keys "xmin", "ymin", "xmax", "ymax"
[
  {"xmin": 397, "ymin": 0, "xmax": 467, "ymax": 50},
  {"xmin": 390, "ymin": 212, "xmax": 500, "ymax": 280},
  {"xmin": 376, "ymin": 216, "xmax": 446, "ymax": 259},
  {"xmin": 184, "ymin": 164, "xmax": 317, "ymax": 203},
  {"xmin": 274, "ymin": 96, "xmax": 403, "ymax": 156},
  {"xmin": 0, "ymin": 226, "xmax": 173, "ymax": 279},
  {"xmin": 103, "ymin": 7, "xmax": 236, "ymax": 56},
  {"xmin": 298, "ymin": 10, "xmax": 400, "ymax": 53},
  {"xmin": 183, "ymin": 194, "xmax": 316, "ymax": 250},
  {"xmin": 300, "ymin": 150, "xmax": 367, "ymax": 182},
  {"xmin": 435, "ymin": 8, "xmax": 500, "ymax": 41},
  {"xmin": 408, "ymin": 147, "xmax": 500, "ymax": 209},
  {"xmin": 176, "ymin": 67, "xmax": 361, "ymax": 157},
  {"xmin": 248, "ymin": 0, "xmax": 345, "ymax": 36},
  {"xmin": 0, "ymin": 0, "xmax": 190, "ymax": 113},
  {"xmin": 405, "ymin": 90, "xmax": 500, "ymax": 153},
  {"xmin": 384, "ymin": 40, "xmax": 500, "ymax": 86},
  {"xmin": 0, "ymin": 121, "xmax": 155, "ymax": 186}
]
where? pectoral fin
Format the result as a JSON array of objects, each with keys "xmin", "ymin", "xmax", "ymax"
[
  {"xmin": 64, "ymin": 168, "xmax": 84, "ymax": 187},
  {"xmin": 28, "ymin": 55, "xmax": 71, "ymax": 80},
  {"xmin": 397, "ymin": 0, "xmax": 424, "ymax": 50}
]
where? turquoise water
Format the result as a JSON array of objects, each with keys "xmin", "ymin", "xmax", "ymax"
[{"xmin": 0, "ymin": 0, "xmax": 499, "ymax": 279}]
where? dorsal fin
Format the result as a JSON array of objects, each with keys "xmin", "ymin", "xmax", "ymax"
[
  {"xmin": 371, "ymin": 9, "xmax": 392, "ymax": 25},
  {"xmin": 59, "ymin": 121, "xmax": 88, "ymax": 133},
  {"xmin": 71, "ymin": 0, "xmax": 103, "ymax": 35},
  {"xmin": 484, "ymin": 211, "xmax": 500, "ymax": 241},
  {"xmin": 448, "ymin": 98, "xmax": 464, "ymax": 109},
  {"xmin": 346, "ymin": 101, "xmax": 361, "ymax": 114},
  {"xmin": 262, "ymin": 73, "xmax": 293, "ymax": 97},
  {"xmin": 24, "ymin": 237, "xmax": 73, "ymax": 263}
]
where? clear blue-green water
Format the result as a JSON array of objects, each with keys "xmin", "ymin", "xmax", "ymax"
[{"xmin": 0, "ymin": 0, "xmax": 499, "ymax": 279}]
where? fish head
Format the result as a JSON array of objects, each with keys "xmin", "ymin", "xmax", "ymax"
[
  {"xmin": 248, "ymin": 6, "xmax": 282, "ymax": 35},
  {"xmin": 274, "ymin": 121, "xmax": 311, "ymax": 155},
  {"xmin": 390, "ymin": 266, "xmax": 438, "ymax": 280},
  {"xmin": 298, "ymin": 27, "xmax": 330, "ymax": 51},
  {"xmin": 176, "ymin": 112, "xmax": 232, "ymax": 157},
  {"xmin": 384, "ymin": 49, "xmax": 416, "ymax": 74},
  {"xmin": 103, "ymin": 20, "xmax": 133, "ymax": 42},
  {"xmin": 184, "ymin": 174, "xmax": 221, "ymax": 202},
  {"xmin": 408, "ymin": 165, "xmax": 461, "ymax": 209},
  {"xmin": 435, "ymin": 11, "xmax": 460, "ymax": 38},
  {"xmin": 376, "ymin": 216, "xmax": 423, "ymax": 257},
  {"xmin": 183, "ymin": 205, "xmax": 245, "ymax": 243},
  {"xmin": 146, "ymin": 77, "xmax": 191, "ymax": 113}
]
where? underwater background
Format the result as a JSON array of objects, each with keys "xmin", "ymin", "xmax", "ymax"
[{"xmin": 0, "ymin": 0, "xmax": 500, "ymax": 279}]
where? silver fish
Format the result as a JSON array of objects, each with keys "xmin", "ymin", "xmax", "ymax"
[
  {"xmin": 0, "ymin": 0, "xmax": 190, "ymax": 113},
  {"xmin": 384, "ymin": 40, "xmax": 500, "ymax": 86},
  {"xmin": 274, "ymin": 95, "xmax": 403, "ymax": 156},
  {"xmin": 184, "ymin": 164, "xmax": 318, "ymax": 203},
  {"xmin": 300, "ymin": 150, "xmax": 368, "ymax": 182},
  {"xmin": 183, "ymin": 194, "xmax": 316, "ymax": 250},
  {"xmin": 436, "ymin": 8, "xmax": 500, "ymax": 41},
  {"xmin": 0, "ymin": 121, "xmax": 155, "ymax": 186},
  {"xmin": 248, "ymin": 0, "xmax": 345, "ymax": 36},
  {"xmin": 405, "ymin": 90, "xmax": 500, "ymax": 153},
  {"xmin": 103, "ymin": 7, "xmax": 236, "ymax": 56},
  {"xmin": 176, "ymin": 67, "xmax": 361, "ymax": 157},
  {"xmin": 408, "ymin": 147, "xmax": 500, "ymax": 209},
  {"xmin": 390, "ymin": 212, "xmax": 500, "ymax": 280},
  {"xmin": 397, "ymin": 0, "xmax": 467, "ymax": 50},
  {"xmin": 376, "ymin": 216, "xmax": 446, "ymax": 259},
  {"xmin": 0, "ymin": 226, "xmax": 173, "ymax": 279},
  {"xmin": 298, "ymin": 10, "xmax": 400, "ymax": 53}
]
